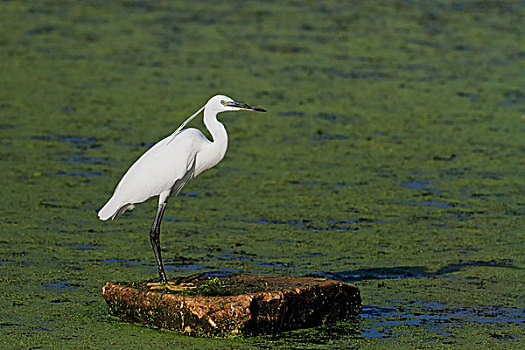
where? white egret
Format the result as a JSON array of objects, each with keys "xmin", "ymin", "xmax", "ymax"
[{"xmin": 98, "ymin": 95, "xmax": 266, "ymax": 288}]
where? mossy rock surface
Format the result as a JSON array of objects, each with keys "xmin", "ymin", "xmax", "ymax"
[{"xmin": 102, "ymin": 273, "xmax": 361, "ymax": 337}]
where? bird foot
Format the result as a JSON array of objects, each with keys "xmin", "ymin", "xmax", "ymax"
[{"xmin": 147, "ymin": 281, "xmax": 197, "ymax": 292}]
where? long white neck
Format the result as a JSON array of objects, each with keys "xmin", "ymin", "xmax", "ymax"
[
  {"xmin": 204, "ymin": 107, "xmax": 228, "ymax": 147},
  {"xmin": 198, "ymin": 107, "xmax": 228, "ymax": 172}
]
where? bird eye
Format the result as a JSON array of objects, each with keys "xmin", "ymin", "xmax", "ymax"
[{"xmin": 220, "ymin": 100, "xmax": 227, "ymax": 106}]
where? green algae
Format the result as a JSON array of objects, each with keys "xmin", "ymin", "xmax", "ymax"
[{"xmin": 1, "ymin": 0, "xmax": 524, "ymax": 348}]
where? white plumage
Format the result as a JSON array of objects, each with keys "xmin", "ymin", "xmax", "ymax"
[
  {"xmin": 98, "ymin": 128, "xmax": 206, "ymax": 220},
  {"xmin": 97, "ymin": 94, "xmax": 266, "ymax": 283}
]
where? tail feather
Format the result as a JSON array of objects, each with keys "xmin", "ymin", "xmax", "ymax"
[{"xmin": 98, "ymin": 196, "xmax": 127, "ymax": 221}]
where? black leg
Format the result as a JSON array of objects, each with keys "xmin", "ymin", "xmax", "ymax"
[{"xmin": 150, "ymin": 202, "xmax": 168, "ymax": 283}]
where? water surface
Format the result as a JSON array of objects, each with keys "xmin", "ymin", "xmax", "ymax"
[{"xmin": 1, "ymin": 0, "xmax": 523, "ymax": 348}]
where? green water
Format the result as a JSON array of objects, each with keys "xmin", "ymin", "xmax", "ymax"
[{"xmin": 1, "ymin": 0, "xmax": 523, "ymax": 348}]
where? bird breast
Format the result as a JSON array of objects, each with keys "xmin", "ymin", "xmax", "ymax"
[
  {"xmin": 194, "ymin": 138, "xmax": 227, "ymax": 177},
  {"xmin": 167, "ymin": 128, "xmax": 226, "ymax": 178}
]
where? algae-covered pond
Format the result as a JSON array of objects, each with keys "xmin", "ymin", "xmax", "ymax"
[{"xmin": 1, "ymin": 0, "xmax": 523, "ymax": 348}]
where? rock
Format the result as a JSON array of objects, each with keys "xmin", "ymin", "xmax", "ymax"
[{"xmin": 102, "ymin": 273, "xmax": 361, "ymax": 337}]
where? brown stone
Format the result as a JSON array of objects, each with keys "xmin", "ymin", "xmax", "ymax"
[{"xmin": 102, "ymin": 273, "xmax": 361, "ymax": 337}]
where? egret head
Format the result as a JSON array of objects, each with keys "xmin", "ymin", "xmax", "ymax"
[{"xmin": 206, "ymin": 95, "xmax": 266, "ymax": 113}]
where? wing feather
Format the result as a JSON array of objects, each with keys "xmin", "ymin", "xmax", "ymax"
[{"xmin": 98, "ymin": 129, "xmax": 207, "ymax": 220}]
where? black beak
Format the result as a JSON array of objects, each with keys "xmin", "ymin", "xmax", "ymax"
[{"xmin": 227, "ymin": 101, "xmax": 266, "ymax": 112}]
